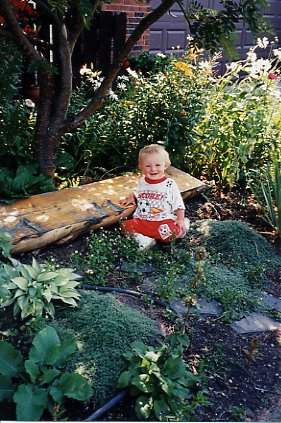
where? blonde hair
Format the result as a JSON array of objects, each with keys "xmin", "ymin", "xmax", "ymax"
[{"xmin": 138, "ymin": 144, "xmax": 171, "ymax": 167}]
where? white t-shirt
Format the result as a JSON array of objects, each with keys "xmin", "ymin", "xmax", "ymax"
[{"xmin": 133, "ymin": 176, "xmax": 185, "ymax": 221}]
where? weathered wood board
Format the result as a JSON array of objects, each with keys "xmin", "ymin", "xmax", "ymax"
[{"xmin": 0, "ymin": 167, "xmax": 205, "ymax": 254}]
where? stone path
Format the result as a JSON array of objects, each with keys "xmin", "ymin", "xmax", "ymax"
[{"xmin": 121, "ymin": 262, "xmax": 281, "ymax": 334}]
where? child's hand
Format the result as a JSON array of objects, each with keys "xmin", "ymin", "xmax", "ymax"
[
  {"xmin": 175, "ymin": 218, "xmax": 187, "ymax": 238},
  {"xmin": 119, "ymin": 193, "xmax": 136, "ymax": 207}
]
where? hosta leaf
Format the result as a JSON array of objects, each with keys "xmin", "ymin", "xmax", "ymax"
[
  {"xmin": 0, "ymin": 341, "xmax": 23, "ymax": 377},
  {"xmin": 14, "ymin": 384, "xmax": 48, "ymax": 421},
  {"xmin": 32, "ymin": 257, "xmax": 42, "ymax": 273},
  {"xmin": 163, "ymin": 356, "xmax": 186, "ymax": 379},
  {"xmin": 60, "ymin": 297, "xmax": 78, "ymax": 306},
  {"xmin": 0, "ymin": 375, "xmax": 14, "ymax": 400},
  {"xmin": 132, "ymin": 374, "xmax": 155, "ymax": 393},
  {"xmin": 37, "ymin": 271, "xmax": 60, "ymax": 282},
  {"xmin": 11, "ymin": 276, "xmax": 28, "ymax": 290},
  {"xmin": 42, "ymin": 288, "xmax": 52, "ymax": 302},
  {"xmin": 21, "ymin": 263, "xmax": 39, "ymax": 280},
  {"xmin": 57, "ymin": 372, "xmax": 92, "ymax": 400}
]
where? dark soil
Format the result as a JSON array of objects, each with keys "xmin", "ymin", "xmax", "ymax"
[{"xmin": 15, "ymin": 189, "xmax": 281, "ymax": 422}]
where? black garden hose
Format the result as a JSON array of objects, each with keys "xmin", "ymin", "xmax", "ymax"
[{"xmin": 81, "ymin": 283, "xmax": 182, "ymax": 421}]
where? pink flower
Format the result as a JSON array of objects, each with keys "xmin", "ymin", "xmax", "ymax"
[{"xmin": 268, "ymin": 73, "xmax": 278, "ymax": 80}]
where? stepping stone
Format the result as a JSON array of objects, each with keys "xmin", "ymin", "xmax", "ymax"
[
  {"xmin": 260, "ymin": 292, "xmax": 281, "ymax": 312},
  {"xmin": 120, "ymin": 262, "xmax": 155, "ymax": 273},
  {"xmin": 171, "ymin": 298, "xmax": 222, "ymax": 317},
  {"xmin": 231, "ymin": 312, "xmax": 281, "ymax": 334}
]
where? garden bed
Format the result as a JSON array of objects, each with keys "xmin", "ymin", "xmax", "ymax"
[{"xmin": 10, "ymin": 189, "xmax": 280, "ymax": 422}]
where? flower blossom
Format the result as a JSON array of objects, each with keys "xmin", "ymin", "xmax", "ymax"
[
  {"xmin": 268, "ymin": 73, "xmax": 278, "ymax": 80},
  {"xmin": 273, "ymin": 48, "xmax": 281, "ymax": 61},
  {"xmin": 174, "ymin": 61, "xmax": 192, "ymax": 76},
  {"xmin": 257, "ymin": 37, "xmax": 269, "ymax": 49},
  {"xmin": 25, "ymin": 99, "xmax": 35, "ymax": 107}
]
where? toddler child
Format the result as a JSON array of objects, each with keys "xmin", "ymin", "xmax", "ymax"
[{"xmin": 119, "ymin": 144, "xmax": 190, "ymax": 250}]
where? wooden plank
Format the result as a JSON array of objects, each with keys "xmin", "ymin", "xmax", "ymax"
[{"xmin": 0, "ymin": 167, "xmax": 205, "ymax": 254}]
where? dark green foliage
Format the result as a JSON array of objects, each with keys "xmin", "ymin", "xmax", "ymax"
[
  {"xmin": 0, "ymin": 326, "xmax": 92, "ymax": 421},
  {"xmin": 70, "ymin": 228, "xmax": 145, "ymax": 285},
  {"xmin": 51, "ymin": 290, "xmax": 160, "ymax": 406},
  {"xmin": 126, "ymin": 51, "xmax": 172, "ymax": 75},
  {"xmin": 186, "ymin": 0, "xmax": 270, "ymax": 55},
  {"xmin": 117, "ymin": 333, "xmax": 208, "ymax": 421},
  {"xmin": 0, "ymin": 165, "xmax": 56, "ymax": 204}
]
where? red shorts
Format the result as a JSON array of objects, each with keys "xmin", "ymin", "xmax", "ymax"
[{"xmin": 121, "ymin": 218, "xmax": 181, "ymax": 243}]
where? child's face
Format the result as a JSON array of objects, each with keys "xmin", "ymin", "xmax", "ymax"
[{"xmin": 139, "ymin": 152, "xmax": 167, "ymax": 180}]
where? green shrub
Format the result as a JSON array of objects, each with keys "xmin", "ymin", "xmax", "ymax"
[
  {"xmin": 194, "ymin": 219, "xmax": 281, "ymax": 272},
  {"xmin": 118, "ymin": 333, "xmax": 208, "ymax": 421},
  {"xmin": 51, "ymin": 290, "xmax": 160, "ymax": 406},
  {"xmin": 0, "ymin": 326, "xmax": 92, "ymax": 421}
]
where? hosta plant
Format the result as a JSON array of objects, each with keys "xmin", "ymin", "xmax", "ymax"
[
  {"xmin": 0, "ymin": 257, "xmax": 81, "ymax": 319},
  {"xmin": 0, "ymin": 325, "xmax": 92, "ymax": 421}
]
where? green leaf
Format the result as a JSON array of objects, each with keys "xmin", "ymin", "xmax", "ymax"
[
  {"xmin": 0, "ymin": 341, "xmax": 23, "ymax": 377},
  {"xmin": 117, "ymin": 370, "xmax": 132, "ymax": 389},
  {"xmin": 11, "ymin": 276, "xmax": 28, "ymax": 290},
  {"xmin": 58, "ymin": 372, "xmax": 93, "ymax": 400},
  {"xmin": 29, "ymin": 326, "xmax": 61, "ymax": 365},
  {"xmin": 40, "ymin": 369, "xmax": 61, "ymax": 385},
  {"xmin": 164, "ymin": 356, "xmax": 186, "ymax": 379},
  {"xmin": 14, "ymin": 384, "xmax": 48, "ymax": 421},
  {"xmin": 0, "ymin": 375, "xmax": 14, "ymax": 400},
  {"xmin": 135, "ymin": 395, "xmax": 153, "ymax": 420},
  {"xmin": 53, "ymin": 338, "xmax": 76, "ymax": 367},
  {"xmin": 131, "ymin": 341, "xmax": 147, "ymax": 358},
  {"xmin": 132, "ymin": 374, "xmax": 155, "ymax": 393},
  {"xmin": 25, "ymin": 359, "xmax": 39, "ymax": 383},
  {"xmin": 153, "ymin": 397, "xmax": 171, "ymax": 421}
]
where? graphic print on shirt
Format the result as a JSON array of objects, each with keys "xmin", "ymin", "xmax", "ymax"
[{"xmin": 133, "ymin": 177, "xmax": 185, "ymax": 222}]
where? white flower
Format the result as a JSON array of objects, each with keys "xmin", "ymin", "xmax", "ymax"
[
  {"xmin": 108, "ymin": 89, "xmax": 118, "ymax": 101},
  {"xmin": 198, "ymin": 60, "xmax": 212, "ymax": 72},
  {"xmin": 117, "ymin": 82, "xmax": 127, "ymax": 91},
  {"xmin": 256, "ymin": 37, "xmax": 269, "ymax": 49},
  {"xmin": 126, "ymin": 67, "xmax": 140, "ymax": 79},
  {"xmin": 226, "ymin": 62, "xmax": 240, "ymax": 72},
  {"xmin": 156, "ymin": 52, "xmax": 166, "ymax": 59},
  {"xmin": 117, "ymin": 75, "xmax": 129, "ymax": 81},
  {"xmin": 25, "ymin": 99, "xmax": 35, "ymax": 107},
  {"xmin": 246, "ymin": 51, "xmax": 257, "ymax": 62},
  {"xmin": 273, "ymin": 48, "xmax": 281, "ymax": 61}
]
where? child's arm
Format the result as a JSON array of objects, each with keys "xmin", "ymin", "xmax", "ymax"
[
  {"xmin": 175, "ymin": 208, "xmax": 187, "ymax": 237},
  {"xmin": 119, "ymin": 192, "xmax": 136, "ymax": 207}
]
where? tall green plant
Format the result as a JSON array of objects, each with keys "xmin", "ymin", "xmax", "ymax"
[
  {"xmin": 249, "ymin": 155, "xmax": 281, "ymax": 236},
  {"xmin": 0, "ymin": 326, "xmax": 92, "ymax": 421},
  {"xmin": 188, "ymin": 39, "xmax": 281, "ymax": 188}
]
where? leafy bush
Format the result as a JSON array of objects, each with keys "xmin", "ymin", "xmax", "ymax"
[
  {"xmin": 0, "ymin": 164, "xmax": 56, "ymax": 203},
  {"xmin": 188, "ymin": 41, "xmax": 281, "ymax": 188},
  {"xmin": 126, "ymin": 51, "xmax": 172, "ymax": 75},
  {"xmin": 70, "ymin": 228, "xmax": 145, "ymax": 285},
  {"xmin": 118, "ymin": 333, "xmax": 208, "ymax": 421},
  {"xmin": 0, "ymin": 257, "xmax": 81, "ymax": 319},
  {"xmin": 51, "ymin": 290, "xmax": 160, "ymax": 406},
  {"xmin": 0, "ymin": 326, "xmax": 92, "ymax": 421}
]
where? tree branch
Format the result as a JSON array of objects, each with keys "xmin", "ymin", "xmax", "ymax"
[{"xmin": 61, "ymin": 0, "xmax": 178, "ymax": 133}]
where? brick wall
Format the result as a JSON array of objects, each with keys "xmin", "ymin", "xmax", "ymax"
[{"xmin": 102, "ymin": 0, "xmax": 151, "ymax": 54}]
